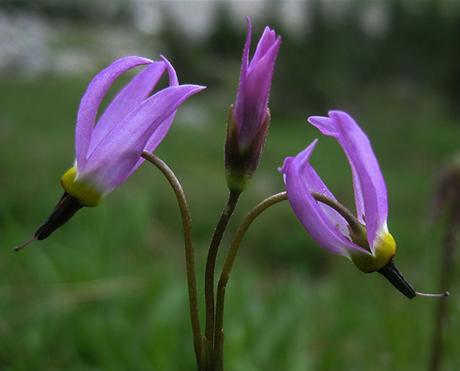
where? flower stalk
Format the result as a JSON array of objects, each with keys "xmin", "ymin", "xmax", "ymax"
[
  {"xmin": 141, "ymin": 151, "xmax": 202, "ymax": 368},
  {"xmin": 214, "ymin": 192, "xmax": 288, "ymax": 370},
  {"xmin": 204, "ymin": 190, "xmax": 240, "ymax": 348},
  {"xmin": 203, "ymin": 19, "xmax": 281, "ymax": 367}
]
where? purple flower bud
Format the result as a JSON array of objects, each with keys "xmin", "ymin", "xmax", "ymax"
[{"xmin": 225, "ymin": 18, "xmax": 281, "ymax": 192}]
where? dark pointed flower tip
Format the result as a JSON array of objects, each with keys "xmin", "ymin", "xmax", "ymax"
[
  {"xmin": 35, "ymin": 192, "xmax": 83, "ymax": 241},
  {"xmin": 14, "ymin": 192, "xmax": 83, "ymax": 251},
  {"xmin": 377, "ymin": 260, "xmax": 416, "ymax": 299}
]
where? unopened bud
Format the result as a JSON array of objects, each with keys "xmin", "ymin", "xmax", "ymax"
[{"xmin": 224, "ymin": 106, "xmax": 270, "ymax": 193}]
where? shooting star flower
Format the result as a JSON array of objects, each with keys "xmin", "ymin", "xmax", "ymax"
[
  {"xmin": 280, "ymin": 110, "xmax": 447, "ymax": 299},
  {"xmin": 18, "ymin": 55, "xmax": 205, "ymax": 248}
]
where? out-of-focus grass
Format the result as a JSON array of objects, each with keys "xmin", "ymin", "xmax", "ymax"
[{"xmin": 0, "ymin": 76, "xmax": 459, "ymax": 371}]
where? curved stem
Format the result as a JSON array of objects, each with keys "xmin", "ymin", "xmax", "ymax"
[
  {"xmin": 141, "ymin": 151, "xmax": 202, "ymax": 367},
  {"xmin": 311, "ymin": 192, "xmax": 363, "ymax": 235},
  {"xmin": 214, "ymin": 192, "xmax": 288, "ymax": 370},
  {"xmin": 204, "ymin": 190, "xmax": 240, "ymax": 346}
]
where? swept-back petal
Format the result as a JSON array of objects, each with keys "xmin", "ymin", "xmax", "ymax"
[
  {"xmin": 129, "ymin": 55, "xmax": 180, "ymax": 173},
  {"xmin": 128, "ymin": 113, "xmax": 176, "ymax": 176},
  {"xmin": 88, "ymin": 61, "xmax": 166, "ymax": 155},
  {"xmin": 79, "ymin": 84, "xmax": 205, "ymax": 194},
  {"xmin": 161, "ymin": 55, "xmax": 179, "ymax": 86},
  {"xmin": 281, "ymin": 140, "xmax": 365, "ymax": 256},
  {"xmin": 308, "ymin": 115, "xmax": 365, "ymax": 222},
  {"xmin": 308, "ymin": 111, "xmax": 388, "ymax": 250},
  {"xmin": 75, "ymin": 56, "xmax": 153, "ymax": 169}
]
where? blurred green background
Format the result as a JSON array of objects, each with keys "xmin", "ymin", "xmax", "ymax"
[{"xmin": 1, "ymin": 0, "xmax": 460, "ymax": 370}]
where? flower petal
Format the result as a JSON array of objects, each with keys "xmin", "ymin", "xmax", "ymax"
[
  {"xmin": 87, "ymin": 61, "xmax": 166, "ymax": 156},
  {"xmin": 126, "ymin": 113, "xmax": 176, "ymax": 178},
  {"xmin": 281, "ymin": 140, "xmax": 365, "ymax": 256},
  {"xmin": 240, "ymin": 38, "xmax": 281, "ymax": 143},
  {"xmin": 79, "ymin": 85, "xmax": 206, "ymax": 194},
  {"xmin": 308, "ymin": 111, "xmax": 388, "ymax": 250},
  {"xmin": 161, "ymin": 55, "xmax": 179, "ymax": 86},
  {"xmin": 128, "ymin": 55, "xmax": 181, "ymax": 174},
  {"xmin": 250, "ymin": 26, "xmax": 278, "ymax": 67},
  {"xmin": 307, "ymin": 115, "xmax": 366, "ymax": 223},
  {"xmin": 234, "ymin": 17, "xmax": 252, "ymax": 133},
  {"xmin": 75, "ymin": 56, "xmax": 153, "ymax": 169}
]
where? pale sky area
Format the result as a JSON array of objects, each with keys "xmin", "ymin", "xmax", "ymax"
[
  {"xmin": 132, "ymin": 0, "xmax": 459, "ymax": 38},
  {"xmin": 2, "ymin": 0, "xmax": 458, "ymax": 76},
  {"xmin": 133, "ymin": 0, "xmax": 324, "ymax": 37}
]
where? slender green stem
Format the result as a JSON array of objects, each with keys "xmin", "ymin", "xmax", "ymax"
[
  {"xmin": 214, "ymin": 192, "xmax": 288, "ymax": 370},
  {"xmin": 204, "ymin": 190, "xmax": 240, "ymax": 347},
  {"xmin": 141, "ymin": 151, "xmax": 202, "ymax": 368},
  {"xmin": 428, "ymin": 210, "xmax": 458, "ymax": 371}
]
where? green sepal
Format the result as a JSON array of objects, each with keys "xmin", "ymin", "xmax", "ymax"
[{"xmin": 224, "ymin": 105, "xmax": 270, "ymax": 193}]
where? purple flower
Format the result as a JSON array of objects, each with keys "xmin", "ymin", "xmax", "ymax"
[
  {"xmin": 225, "ymin": 19, "xmax": 281, "ymax": 192},
  {"xmin": 280, "ymin": 111, "xmax": 396, "ymax": 274},
  {"xmin": 69, "ymin": 55, "xmax": 205, "ymax": 203},
  {"xmin": 35, "ymin": 55, "xmax": 205, "ymax": 240}
]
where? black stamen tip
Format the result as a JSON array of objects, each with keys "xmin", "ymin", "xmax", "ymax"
[
  {"xmin": 378, "ymin": 260, "xmax": 416, "ymax": 299},
  {"xmin": 34, "ymin": 192, "xmax": 83, "ymax": 240}
]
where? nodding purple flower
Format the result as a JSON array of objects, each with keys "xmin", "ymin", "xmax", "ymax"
[
  {"xmin": 33, "ymin": 56, "xmax": 205, "ymax": 241},
  {"xmin": 280, "ymin": 111, "xmax": 417, "ymax": 298},
  {"xmin": 225, "ymin": 18, "xmax": 281, "ymax": 193}
]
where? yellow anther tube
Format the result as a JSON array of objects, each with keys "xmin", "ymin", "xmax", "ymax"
[{"xmin": 60, "ymin": 167, "xmax": 102, "ymax": 207}]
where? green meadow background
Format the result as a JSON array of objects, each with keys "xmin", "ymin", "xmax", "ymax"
[{"xmin": 1, "ymin": 1, "xmax": 460, "ymax": 370}]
